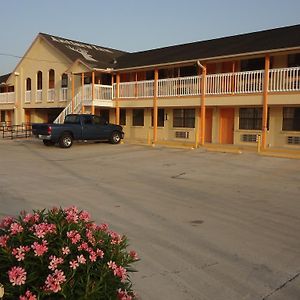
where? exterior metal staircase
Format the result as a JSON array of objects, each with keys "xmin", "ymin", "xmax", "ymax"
[{"xmin": 53, "ymin": 90, "xmax": 82, "ymax": 124}]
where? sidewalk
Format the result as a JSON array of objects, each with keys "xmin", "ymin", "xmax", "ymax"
[{"xmin": 124, "ymin": 139, "xmax": 300, "ymax": 159}]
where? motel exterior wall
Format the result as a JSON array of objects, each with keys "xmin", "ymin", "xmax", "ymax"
[{"xmin": 0, "ymin": 34, "xmax": 300, "ymax": 151}]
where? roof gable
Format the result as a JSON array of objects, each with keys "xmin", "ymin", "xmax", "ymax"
[{"xmin": 40, "ymin": 33, "xmax": 127, "ymax": 70}]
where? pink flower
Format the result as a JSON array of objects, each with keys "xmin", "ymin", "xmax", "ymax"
[
  {"xmin": 86, "ymin": 229, "xmax": 96, "ymax": 245},
  {"xmin": 0, "ymin": 216, "xmax": 15, "ymax": 228},
  {"xmin": 97, "ymin": 223, "xmax": 109, "ymax": 232},
  {"xmin": 0, "ymin": 234, "xmax": 9, "ymax": 247},
  {"xmin": 107, "ymin": 260, "xmax": 117, "ymax": 270},
  {"xmin": 62, "ymin": 246, "xmax": 70, "ymax": 255},
  {"xmin": 77, "ymin": 242, "xmax": 88, "ymax": 251},
  {"xmin": 8, "ymin": 266, "xmax": 27, "ymax": 286},
  {"xmin": 66, "ymin": 230, "xmax": 81, "ymax": 244},
  {"xmin": 77, "ymin": 254, "xmax": 86, "ymax": 264},
  {"xmin": 117, "ymin": 289, "xmax": 133, "ymax": 300},
  {"xmin": 69, "ymin": 260, "xmax": 79, "ymax": 270},
  {"xmin": 89, "ymin": 250, "xmax": 97, "ymax": 262},
  {"xmin": 10, "ymin": 222, "xmax": 24, "ymax": 235},
  {"xmin": 64, "ymin": 206, "xmax": 79, "ymax": 224},
  {"xmin": 31, "ymin": 240, "xmax": 48, "ymax": 256},
  {"xmin": 44, "ymin": 269, "xmax": 66, "ymax": 293},
  {"xmin": 12, "ymin": 246, "xmax": 30, "ymax": 261},
  {"xmin": 31, "ymin": 222, "xmax": 56, "ymax": 238},
  {"xmin": 79, "ymin": 210, "xmax": 90, "ymax": 222},
  {"xmin": 129, "ymin": 250, "xmax": 139, "ymax": 260},
  {"xmin": 109, "ymin": 231, "xmax": 122, "ymax": 245},
  {"xmin": 23, "ymin": 213, "xmax": 39, "ymax": 224},
  {"xmin": 48, "ymin": 255, "xmax": 64, "ymax": 271},
  {"xmin": 96, "ymin": 249, "xmax": 104, "ymax": 258},
  {"xmin": 114, "ymin": 266, "xmax": 127, "ymax": 282},
  {"xmin": 19, "ymin": 290, "xmax": 37, "ymax": 300}
]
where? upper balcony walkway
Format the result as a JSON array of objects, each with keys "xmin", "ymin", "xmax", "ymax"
[{"xmin": 1, "ymin": 67, "xmax": 300, "ymax": 108}]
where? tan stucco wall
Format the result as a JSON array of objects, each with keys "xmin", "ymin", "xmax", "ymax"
[{"xmin": 11, "ymin": 36, "xmax": 72, "ymax": 123}]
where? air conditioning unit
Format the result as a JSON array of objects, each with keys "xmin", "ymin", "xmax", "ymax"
[
  {"xmin": 287, "ymin": 136, "xmax": 300, "ymax": 145},
  {"xmin": 175, "ymin": 131, "xmax": 189, "ymax": 139},
  {"xmin": 241, "ymin": 134, "xmax": 257, "ymax": 142}
]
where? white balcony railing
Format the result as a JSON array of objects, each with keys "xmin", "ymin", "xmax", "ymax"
[
  {"xmin": 0, "ymin": 92, "xmax": 15, "ymax": 104},
  {"xmin": 36, "ymin": 90, "xmax": 42, "ymax": 103},
  {"xmin": 158, "ymin": 76, "xmax": 200, "ymax": 97},
  {"xmin": 269, "ymin": 67, "xmax": 300, "ymax": 92},
  {"xmin": 60, "ymin": 87, "xmax": 68, "ymax": 101},
  {"xmin": 95, "ymin": 84, "xmax": 113, "ymax": 100},
  {"xmin": 25, "ymin": 91, "xmax": 31, "ymax": 103},
  {"xmin": 47, "ymin": 89, "xmax": 55, "ymax": 102}
]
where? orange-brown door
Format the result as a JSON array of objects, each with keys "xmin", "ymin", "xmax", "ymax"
[
  {"xmin": 205, "ymin": 108, "xmax": 213, "ymax": 143},
  {"xmin": 25, "ymin": 110, "xmax": 31, "ymax": 124},
  {"xmin": 220, "ymin": 108, "xmax": 234, "ymax": 144}
]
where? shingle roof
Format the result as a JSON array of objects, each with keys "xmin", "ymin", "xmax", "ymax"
[
  {"xmin": 2, "ymin": 24, "xmax": 300, "ymax": 78},
  {"xmin": 0, "ymin": 73, "xmax": 11, "ymax": 84},
  {"xmin": 40, "ymin": 33, "xmax": 127, "ymax": 70},
  {"xmin": 116, "ymin": 24, "xmax": 300, "ymax": 69}
]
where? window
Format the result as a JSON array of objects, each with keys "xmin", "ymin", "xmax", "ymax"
[
  {"xmin": 180, "ymin": 65, "xmax": 197, "ymax": 77},
  {"xmin": 120, "ymin": 109, "xmax": 126, "ymax": 126},
  {"xmin": 37, "ymin": 71, "xmax": 42, "ymax": 90},
  {"xmin": 64, "ymin": 115, "xmax": 80, "ymax": 124},
  {"xmin": 173, "ymin": 109, "xmax": 195, "ymax": 128},
  {"xmin": 240, "ymin": 58, "xmax": 265, "ymax": 71},
  {"xmin": 288, "ymin": 54, "xmax": 300, "ymax": 67},
  {"xmin": 132, "ymin": 109, "xmax": 144, "ymax": 126},
  {"xmin": 49, "ymin": 69, "xmax": 55, "ymax": 89},
  {"xmin": 239, "ymin": 108, "xmax": 265, "ymax": 130},
  {"xmin": 151, "ymin": 109, "xmax": 165, "ymax": 127},
  {"xmin": 282, "ymin": 107, "xmax": 300, "ymax": 131},
  {"xmin": 26, "ymin": 78, "xmax": 31, "ymax": 91},
  {"xmin": 61, "ymin": 74, "xmax": 68, "ymax": 88},
  {"xmin": 93, "ymin": 115, "xmax": 106, "ymax": 125}
]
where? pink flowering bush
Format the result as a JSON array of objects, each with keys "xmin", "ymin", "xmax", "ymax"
[{"xmin": 0, "ymin": 206, "xmax": 139, "ymax": 299}]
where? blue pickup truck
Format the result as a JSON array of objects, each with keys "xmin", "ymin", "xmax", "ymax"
[{"xmin": 32, "ymin": 114, "xmax": 124, "ymax": 148}]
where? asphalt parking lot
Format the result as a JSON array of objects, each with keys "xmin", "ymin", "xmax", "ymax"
[{"xmin": 0, "ymin": 139, "xmax": 300, "ymax": 300}]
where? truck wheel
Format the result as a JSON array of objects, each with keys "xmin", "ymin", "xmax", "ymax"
[
  {"xmin": 43, "ymin": 140, "xmax": 55, "ymax": 146},
  {"xmin": 110, "ymin": 131, "xmax": 121, "ymax": 144},
  {"xmin": 59, "ymin": 133, "xmax": 73, "ymax": 148}
]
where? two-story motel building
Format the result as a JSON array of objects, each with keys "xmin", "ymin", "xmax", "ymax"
[{"xmin": 0, "ymin": 24, "xmax": 300, "ymax": 150}]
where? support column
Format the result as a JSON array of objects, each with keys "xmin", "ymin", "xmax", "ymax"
[
  {"xmin": 153, "ymin": 69, "xmax": 159, "ymax": 144},
  {"xmin": 115, "ymin": 74, "xmax": 120, "ymax": 125},
  {"xmin": 91, "ymin": 71, "xmax": 95, "ymax": 115},
  {"xmin": 199, "ymin": 63, "xmax": 207, "ymax": 146},
  {"xmin": 71, "ymin": 73, "xmax": 75, "ymax": 113},
  {"xmin": 81, "ymin": 73, "xmax": 85, "ymax": 114},
  {"xmin": 262, "ymin": 55, "xmax": 270, "ymax": 150}
]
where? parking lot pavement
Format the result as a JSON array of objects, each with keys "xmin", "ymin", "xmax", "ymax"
[{"xmin": 0, "ymin": 139, "xmax": 300, "ymax": 300}]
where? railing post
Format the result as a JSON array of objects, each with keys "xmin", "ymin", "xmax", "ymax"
[
  {"xmin": 71, "ymin": 73, "xmax": 75, "ymax": 113},
  {"xmin": 262, "ymin": 55, "xmax": 270, "ymax": 150},
  {"xmin": 91, "ymin": 71, "xmax": 95, "ymax": 115},
  {"xmin": 115, "ymin": 74, "xmax": 120, "ymax": 125},
  {"xmin": 81, "ymin": 73, "xmax": 85, "ymax": 113},
  {"xmin": 153, "ymin": 69, "xmax": 159, "ymax": 144}
]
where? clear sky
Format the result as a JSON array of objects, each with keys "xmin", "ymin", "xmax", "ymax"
[{"xmin": 0, "ymin": 0, "xmax": 300, "ymax": 74}]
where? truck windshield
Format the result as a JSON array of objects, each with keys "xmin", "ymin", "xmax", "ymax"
[{"xmin": 64, "ymin": 115, "xmax": 80, "ymax": 124}]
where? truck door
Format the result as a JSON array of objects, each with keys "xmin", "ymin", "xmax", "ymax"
[{"xmin": 81, "ymin": 115, "xmax": 110, "ymax": 140}]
